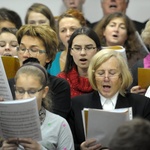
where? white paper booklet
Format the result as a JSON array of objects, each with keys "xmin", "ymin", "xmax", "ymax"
[
  {"xmin": 0, "ymin": 97, "xmax": 42, "ymax": 141},
  {"xmin": 145, "ymin": 86, "xmax": 150, "ymax": 98},
  {"xmin": 0, "ymin": 56, "xmax": 13, "ymax": 100},
  {"xmin": 102, "ymin": 46, "xmax": 127, "ymax": 63},
  {"xmin": 82, "ymin": 107, "xmax": 132, "ymax": 147}
]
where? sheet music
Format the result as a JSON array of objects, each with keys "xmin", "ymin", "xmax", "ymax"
[
  {"xmin": 0, "ymin": 56, "xmax": 13, "ymax": 100},
  {"xmin": 82, "ymin": 107, "xmax": 132, "ymax": 147},
  {"xmin": 0, "ymin": 97, "xmax": 42, "ymax": 141}
]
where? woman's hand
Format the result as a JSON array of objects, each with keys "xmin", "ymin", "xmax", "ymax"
[
  {"xmin": 18, "ymin": 138, "xmax": 41, "ymax": 150},
  {"xmin": 0, "ymin": 97, "xmax": 4, "ymax": 101},
  {"xmin": 80, "ymin": 139, "xmax": 102, "ymax": 150},
  {"xmin": 2, "ymin": 138, "xmax": 18, "ymax": 150},
  {"xmin": 130, "ymin": 85, "xmax": 146, "ymax": 95}
]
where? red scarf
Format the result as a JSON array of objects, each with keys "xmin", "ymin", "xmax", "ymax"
[{"xmin": 58, "ymin": 67, "xmax": 93, "ymax": 97}]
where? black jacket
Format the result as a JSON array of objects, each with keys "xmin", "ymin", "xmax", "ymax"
[{"xmin": 68, "ymin": 91, "xmax": 150, "ymax": 150}]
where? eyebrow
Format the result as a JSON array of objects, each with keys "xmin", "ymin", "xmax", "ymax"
[{"xmin": 73, "ymin": 44, "xmax": 95, "ymax": 46}]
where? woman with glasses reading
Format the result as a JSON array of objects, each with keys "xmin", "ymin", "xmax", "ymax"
[
  {"xmin": 57, "ymin": 26, "xmax": 101, "ymax": 98},
  {"xmin": 9, "ymin": 25, "xmax": 71, "ymax": 120},
  {"xmin": 68, "ymin": 49, "xmax": 150, "ymax": 150},
  {"xmin": 2, "ymin": 58, "xmax": 74, "ymax": 150}
]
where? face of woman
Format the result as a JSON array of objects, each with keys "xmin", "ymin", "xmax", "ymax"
[
  {"xmin": 103, "ymin": 17, "xmax": 127, "ymax": 46},
  {"xmin": 27, "ymin": 11, "xmax": 50, "ymax": 26},
  {"xmin": 59, "ymin": 17, "xmax": 82, "ymax": 49},
  {"xmin": 15, "ymin": 74, "xmax": 48, "ymax": 110},
  {"xmin": 0, "ymin": 21, "xmax": 16, "ymax": 29},
  {"xmin": 94, "ymin": 56, "xmax": 122, "ymax": 98},
  {"xmin": 70, "ymin": 34, "xmax": 97, "ymax": 75},
  {"xmin": 0, "ymin": 32, "xmax": 18, "ymax": 56},
  {"xmin": 17, "ymin": 35, "xmax": 50, "ymax": 66}
]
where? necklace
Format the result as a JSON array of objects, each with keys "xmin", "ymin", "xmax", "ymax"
[{"xmin": 39, "ymin": 106, "xmax": 46, "ymax": 125}]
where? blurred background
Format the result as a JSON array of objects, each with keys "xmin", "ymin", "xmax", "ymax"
[{"xmin": 1, "ymin": 0, "xmax": 149, "ymax": 24}]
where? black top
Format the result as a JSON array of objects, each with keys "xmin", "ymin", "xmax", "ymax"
[
  {"xmin": 68, "ymin": 91, "xmax": 150, "ymax": 150},
  {"xmin": 9, "ymin": 74, "xmax": 71, "ymax": 119},
  {"xmin": 129, "ymin": 59, "xmax": 143, "ymax": 90}
]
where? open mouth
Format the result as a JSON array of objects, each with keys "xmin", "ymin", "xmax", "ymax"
[
  {"xmin": 80, "ymin": 58, "xmax": 87, "ymax": 62},
  {"xmin": 109, "ymin": 4, "xmax": 117, "ymax": 8},
  {"xmin": 3, "ymin": 54, "xmax": 12, "ymax": 56},
  {"xmin": 103, "ymin": 85, "xmax": 111, "ymax": 88},
  {"xmin": 112, "ymin": 34, "xmax": 118, "ymax": 38},
  {"xmin": 103, "ymin": 85, "xmax": 111, "ymax": 91}
]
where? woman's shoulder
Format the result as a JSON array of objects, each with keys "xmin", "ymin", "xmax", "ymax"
[{"xmin": 45, "ymin": 110, "xmax": 68, "ymax": 124}]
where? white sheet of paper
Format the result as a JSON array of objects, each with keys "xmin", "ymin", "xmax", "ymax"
[
  {"xmin": 83, "ymin": 107, "xmax": 132, "ymax": 147},
  {"xmin": 0, "ymin": 97, "xmax": 42, "ymax": 141},
  {"xmin": 145, "ymin": 86, "xmax": 150, "ymax": 98},
  {"xmin": 0, "ymin": 56, "xmax": 13, "ymax": 100}
]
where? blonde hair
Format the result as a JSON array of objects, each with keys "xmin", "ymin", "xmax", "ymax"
[{"xmin": 88, "ymin": 49, "xmax": 133, "ymax": 96}]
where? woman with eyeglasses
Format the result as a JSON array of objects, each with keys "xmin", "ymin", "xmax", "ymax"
[
  {"xmin": 68, "ymin": 49, "xmax": 150, "ymax": 150},
  {"xmin": 8, "ymin": 25, "xmax": 71, "ymax": 120},
  {"xmin": 57, "ymin": 26, "xmax": 101, "ymax": 98},
  {"xmin": 2, "ymin": 58, "xmax": 74, "ymax": 150}
]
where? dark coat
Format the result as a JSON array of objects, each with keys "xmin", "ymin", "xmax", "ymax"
[{"xmin": 68, "ymin": 91, "xmax": 150, "ymax": 150}]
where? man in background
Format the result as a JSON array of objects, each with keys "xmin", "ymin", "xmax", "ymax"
[{"xmin": 92, "ymin": 0, "xmax": 145, "ymax": 33}]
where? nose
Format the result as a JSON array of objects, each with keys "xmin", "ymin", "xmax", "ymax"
[
  {"xmin": 66, "ymin": 29, "xmax": 72, "ymax": 36},
  {"xmin": 80, "ymin": 48, "xmax": 86, "ymax": 55},
  {"xmin": 114, "ymin": 25, "xmax": 119, "ymax": 31},
  {"xmin": 5, "ymin": 43, "xmax": 11, "ymax": 51},
  {"xmin": 103, "ymin": 73, "xmax": 110, "ymax": 80},
  {"xmin": 33, "ymin": 21, "xmax": 39, "ymax": 25},
  {"xmin": 23, "ymin": 49, "xmax": 30, "ymax": 57},
  {"xmin": 22, "ymin": 92, "xmax": 30, "ymax": 99}
]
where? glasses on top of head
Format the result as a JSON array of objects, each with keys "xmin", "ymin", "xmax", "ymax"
[
  {"xmin": 15, "ymin": 86, "xmax": 44, "ymax": 97},
  {"xmin": 17, "ymin": 45, "xmax": 46, "ymax": 56},
  {"xmin": 95, "ymin": 70, "xmax": 121, "ymax": 78},
  {"xmin": 71, "ymin": 45, "xmax": 97, "ymax": 52}
]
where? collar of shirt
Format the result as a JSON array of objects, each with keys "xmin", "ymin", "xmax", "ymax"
[{"xmin": 98, "ymin": 92, "xmax": 119, "ymax": 109}]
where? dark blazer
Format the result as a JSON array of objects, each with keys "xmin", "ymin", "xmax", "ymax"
[
  {"xmin": 9, "ymin": 74, "xmax": 71, "ymax": 119},
  {"xmin": 68, "ymin": 91, "xmax": 150, "ymax": 150},
  {"xmin": 128, "ymin": 59, "xmax": 143, "ymax": 90}
]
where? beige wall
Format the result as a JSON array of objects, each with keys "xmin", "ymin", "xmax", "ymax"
[{"xmin": 1, "ymin": 0, "xmax": 149, "ymax": 24}]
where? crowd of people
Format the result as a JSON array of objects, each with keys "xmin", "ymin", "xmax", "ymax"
[{"xmin": 0, "ymin": 0, "xmax": 150, "ymax": 150}]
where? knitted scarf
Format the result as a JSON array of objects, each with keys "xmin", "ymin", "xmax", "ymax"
[{"xmin": 62, "ymin": 67, "xmax": 93, "ymax": 97}]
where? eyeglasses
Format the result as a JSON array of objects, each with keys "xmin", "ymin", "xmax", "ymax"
[
  {"xmin": 15, "ymin": 86, "xmax": 44, "ymax": 97},
  {"xmin": 95, "ymin": 71, "xmax": 120, "ymax": 78},
  {"xmin": 71, "ymin": 46, "xmax": 97, "ymax": 52},
  {"xmin": 17, "ymin": 46, "xmax": 46, "ymax": 56}
]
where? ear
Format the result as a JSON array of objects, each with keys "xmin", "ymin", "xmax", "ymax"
[
  {"xmin": 45, "ymin": 56, "xmax": 51, "ymax": 63},
  {"xmin": 42, "ymin": 86, "xmax": 49, "ymax": 99},
  {"xmin": 70, "ymin": 49, "xmax": 73, "ymax": 56},
  {"xmin": 103, "ymin": 29, "xmax": 106, "ymax": 37}
]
